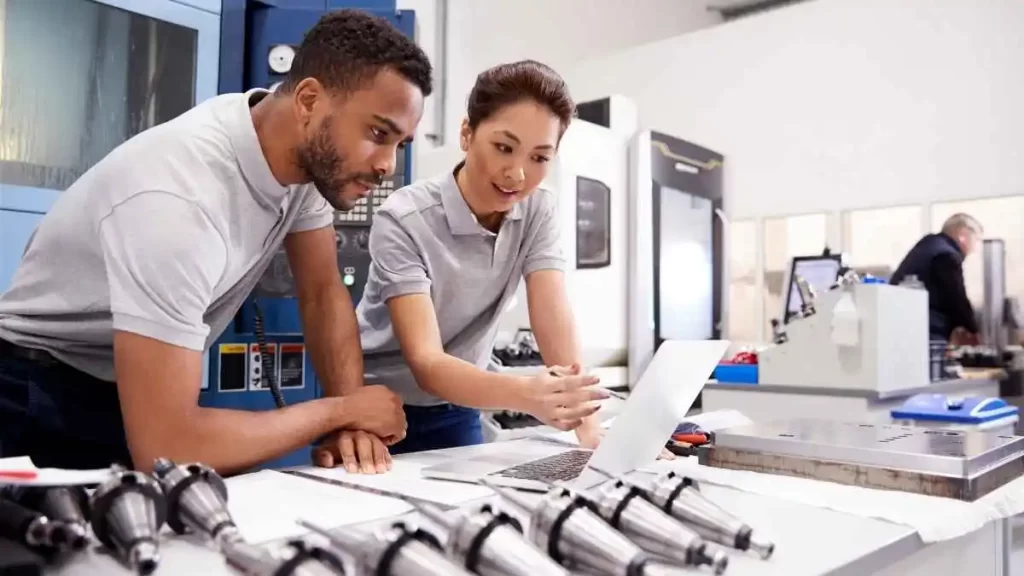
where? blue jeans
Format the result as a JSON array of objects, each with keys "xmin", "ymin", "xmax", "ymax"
[
  {"xmin": 0, "ymin": 341, "xmax": 133, "ymax": 470},
  {"xmin": 388, "ymin": 404, "xmax": 484, "ymax": 455}
]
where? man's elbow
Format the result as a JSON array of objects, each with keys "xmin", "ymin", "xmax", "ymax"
[{"xmin": 124, "ymin": 418, "xmax": 200, "ymax": 473}]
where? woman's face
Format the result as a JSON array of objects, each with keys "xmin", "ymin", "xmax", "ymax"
[{"xmin": 460, "ymin": 100, "xmax": 562, "ymax": 217}]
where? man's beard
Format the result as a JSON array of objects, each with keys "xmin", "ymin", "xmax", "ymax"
[{"xmin": 295, "ymin": 116, "xmax": 381, "ymax": 212}]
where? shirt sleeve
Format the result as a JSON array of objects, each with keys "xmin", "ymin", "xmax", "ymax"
[
  {"xmin": 289, "ymin": 188, "xmax": 334, "ymax": 233},
  {"xmin": 367, "ymin": 211, "xmax": 431, "ymax": 301},
  {"xmin": 99, "ymin": 192, "xmax": 228, "ymax": 350},
  {"xmin": 523, "ymin": 190, "xmax": 568, "ymax": 276},
  {"xmin": 931, "ymin": 254, "xmax": 979, "ymax": 333}
]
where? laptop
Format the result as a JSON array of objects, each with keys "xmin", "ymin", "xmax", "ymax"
[{"xmin": 421, "ymin": 339, "xmax": 730, "ymax": 491}]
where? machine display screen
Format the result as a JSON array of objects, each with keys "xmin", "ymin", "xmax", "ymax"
[
  {"xmin": 657, "ymin": 185, "xmax": 714, "ymax": 340},
  {"xmin": 785, "ymin": 257, "xmax": 842, "ymax": 316}
]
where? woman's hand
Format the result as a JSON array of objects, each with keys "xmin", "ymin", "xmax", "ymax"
[{"xmin": 522, "ymin": 365, "xmax": 609, "ymax": 431}]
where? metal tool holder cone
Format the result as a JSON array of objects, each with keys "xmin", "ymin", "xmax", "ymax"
[
  {"xmin": 0, "ymin": 496, "xmax": 83, "ymax": 554},
  {"xmin": 222, "ymin": 537, "xmax": 346, "ymax": 576},
  {"xmin": 645, "ymin": 471, "xmax": 774, "ymax": 560},
  {"xmin": 152, "ymin": 458, "xmax": 241, "ymax": 546},
  {"xmin": 298, "ymin": 518, "xmax": 474, "ymax": 576},
  {"xmin": 579, "ymin": 475, "xmax": 729, "ymax": 575},
  {"xmin": 6, "ymin": 485, "xmax": 90, "ymax": 550},
  {"xmin": 481, "ymin": 479, "xmax": 653, "ymax": 576},
  {"xmin": 89, "ymin": 469, "xmax": 167, "ymax": 575},
  {"xmin": 413, "ymin": 498, "xmax": 570, "ymax": 576}
]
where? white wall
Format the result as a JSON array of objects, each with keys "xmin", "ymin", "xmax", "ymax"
[
  {"xmin": 398, "ymin": 0, "xmax": 723, "ymax": 179},
  {"xmin": 565, "ymin": 0, "xmax": 1024, "ymax": 220}
]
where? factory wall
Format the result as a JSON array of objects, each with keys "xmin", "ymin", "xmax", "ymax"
[
  {"xmin": 397, "ymin": 0, "xmax": 723, "ymax": 179},
  {"xmin": 563, "ymin": 0, "xmax": 1024, "ymax": 220}
]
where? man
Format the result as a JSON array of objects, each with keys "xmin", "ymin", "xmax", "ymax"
[
  {"xmin": 0, "ymin": 10, "xmax": 432, "ymax": 475},
  {"xmin": 889, "ymin": 213, "xmax": 983, "ymax": 343}
]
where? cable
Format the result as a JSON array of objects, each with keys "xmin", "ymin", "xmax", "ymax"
[{"xmin": 252, "ymin": 300, "xmax": 286, "ymax": 408}]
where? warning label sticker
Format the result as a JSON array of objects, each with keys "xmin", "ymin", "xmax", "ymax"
[
  {"xmin": 218, "ymin": 344, "xmax": 247, "ymax": 392},
  {"xmin": 248, "ymin": 343, "xmax": 279, "ymax": 391},
  {"xmin": 279, "ymin": 343, "xmax": 306, "ymax": 390}
]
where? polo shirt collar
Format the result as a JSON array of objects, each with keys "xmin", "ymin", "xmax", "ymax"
[
  {"xmin": 229, "ymin": 89, "xmax": 291, "ymax": 211},
  {"xmin": 441, "ymin": 162, "xmax": 524, "ymax": 236}
]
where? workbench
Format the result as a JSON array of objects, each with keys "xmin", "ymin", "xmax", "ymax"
[
  {"xmin": 702, "ymin": 377, "xmax": 1001, "ymax": 425},
  {"xmin": 44, "ymin": 439, "xmax": 1014, "ymax": 576}
]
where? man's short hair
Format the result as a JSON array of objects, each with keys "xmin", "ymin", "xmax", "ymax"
[
  {"xmin": 279, "ymin": 9, "xmax": 433, "ymax": 98},
  {"xmin": 941, "ymin": 213, "xmax": 983, "ymax": 236}
]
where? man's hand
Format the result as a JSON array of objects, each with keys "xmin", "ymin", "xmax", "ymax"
[
  {"xmin": 951, "ymin": 327, "xmax": 980, "ymax": 346},
  {"xmin": 340, "ymin": 385, "xmax": 407, "ymax": 442},
  {"xmin": 313, "ymin": 430, "xmax": 392, "ymax": 474},
  {"xmin": 522, "ymin": 365, "xmax": 609, "ymax": 431}
]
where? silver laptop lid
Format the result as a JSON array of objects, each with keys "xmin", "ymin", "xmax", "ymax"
[{"xmin": 574, "ymin": 339, "xmax": 730, "ymax": 489}]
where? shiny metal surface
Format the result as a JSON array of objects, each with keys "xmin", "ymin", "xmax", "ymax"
[
  {"xmin": 487, "ymin": 481, "xmax": 648, "ymax": 576},
  {"xmin": 222, "ymin": 539, "xmax": 344, "ymax": 576},
  {"xmin": 153, "ymin": 459, "xmax": 240, "ymax": 544},
  {"xmin": 645, "ymin": 471, "xmax": 774, "ymax": 559},
  {"xmin": 586, "ymin": 479, "xmax": 726, "ymax": 574},
  {"xmin": 89, "ymin": 470, "xmax": 166, "ymax": 575},
  {"xmin": 705, "ymin": 418, "xmax": 1024, "ymax": 500},
  {"xmin": 416, "ymin": 501, "xmax": 569, "ymax": 576},
  {"xmin": 300, "ymin": 519, "xmax": 472, "ymax": 576}
]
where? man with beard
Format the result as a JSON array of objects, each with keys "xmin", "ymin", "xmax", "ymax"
[{"xmin": 0, "ymin": 10, "xmax": 431, "ymax": 475}]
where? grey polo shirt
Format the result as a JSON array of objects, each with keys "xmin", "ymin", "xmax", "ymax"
[
  {"xmin": 356, "ymin": 167, "xmax": 567, "ymax": 406},
  {"xmin": 0, "ymin": 89, "xmax": 333, "ymax": 382}
]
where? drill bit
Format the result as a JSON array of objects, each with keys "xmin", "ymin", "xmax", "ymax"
[
  {"xmin": 89, "ymin": 469, "xmax": 167, "ymax": 575},
  {"xmin": 299, "ymin": 518, "xmax": 474, "ymax": 576},
  {"xmin": 413, "ymin": 499, "xmax": 570, "ymax": 576},
  {"xmin": 152, "ymin": 458, "xmax": 241, "ymax": 546}
]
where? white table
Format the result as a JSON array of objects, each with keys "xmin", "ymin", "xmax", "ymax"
[{"xmin": 45, "ymin": 440, "xmax": 1013, "ymax": 576}]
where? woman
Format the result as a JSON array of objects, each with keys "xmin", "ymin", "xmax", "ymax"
[{"xmin": 327, "ymin": 60, "xmax": 609, "ymax": 469}]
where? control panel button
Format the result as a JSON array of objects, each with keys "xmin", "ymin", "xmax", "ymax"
[
  {"xmin": 343, "ymin": 274, "xmax": 355, "ymax": 286},
  {"xmin": 355, "ymin": 231, "xmax": 370, "ymax": 250}
]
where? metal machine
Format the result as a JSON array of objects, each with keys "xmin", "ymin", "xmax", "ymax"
[
  {"xmin": 202, "ymin": 0, "xmax": 419, "ymax": 468},
  {"xmin": 757, "ymin": 277, "xmax": 931, "ymax": 393},
  {"xmin": 703, "ymin": 418, "xmax": 1024, "ymax": 501},
  {"xmin": 627, "ymin": 130, "xmax": 725, "ymax": 389}
]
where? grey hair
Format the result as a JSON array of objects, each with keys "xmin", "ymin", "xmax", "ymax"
[{"xmin": 941, "ymin": 213, "xmax": 983, "ymax": 236}]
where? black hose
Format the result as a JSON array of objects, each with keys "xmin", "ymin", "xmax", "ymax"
[{"xmin": 252, "ymin": 300, "xmax": 286, "ymax": 408}]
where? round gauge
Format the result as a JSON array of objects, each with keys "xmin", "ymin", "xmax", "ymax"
[{"xmin": 267, "ymin": 44, "xmax": 295, "ymax": 74}]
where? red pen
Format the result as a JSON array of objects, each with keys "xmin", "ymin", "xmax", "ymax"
[{"xmin": 0, "ymin": 470, "xmax": 38, "ymax": 480}]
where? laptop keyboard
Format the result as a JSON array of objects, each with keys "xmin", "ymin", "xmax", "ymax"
[{"xmin": 492, "ymin": 449, "xmax": 593, "ymax": 483}]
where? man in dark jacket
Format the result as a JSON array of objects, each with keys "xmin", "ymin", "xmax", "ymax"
[{"xmin": 889, "ymin": 213, "xmax": 983, "ymax": 343}]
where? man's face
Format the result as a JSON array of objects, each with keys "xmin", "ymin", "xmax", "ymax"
[
  {"xmin": 292, "ymin": 69, "xmax": 425, "ymax": 211},
  {"xmin": 960, "ymin": 227, "xmax": 982, "ymax": 257}
]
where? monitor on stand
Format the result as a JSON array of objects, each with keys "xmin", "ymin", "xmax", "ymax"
[{"xmin": 780, "ymin": 255, "xmax": 843, "ymax": 324}]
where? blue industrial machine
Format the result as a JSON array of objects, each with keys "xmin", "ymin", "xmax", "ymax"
[{"xmin": 202, "ymin": 0, "xmax": 419, "ymax": 469}]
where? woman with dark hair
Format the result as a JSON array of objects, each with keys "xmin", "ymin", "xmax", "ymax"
[{"xmin": 315, "ymin": 60, "xmax": 610, "ymax": 471}]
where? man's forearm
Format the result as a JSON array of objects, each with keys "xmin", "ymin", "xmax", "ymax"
[
  {"xmin": 301, "ymin": 285, "xmax": 364, "ymax": 397},
  {"xmin": 131, "ymin": 398, "xmax": 348, "ymax": 476}
]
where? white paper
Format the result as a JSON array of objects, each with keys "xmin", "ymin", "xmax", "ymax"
[
  {"xmin": 225, "ymin": 470, "xmax": 412, "ymax": 544},
  {"xmin": 299, "ymin": 461, "xmax": 494, "ymax": 506},
  {"xmin": 0, "ymin": 456, "xmax": 114, "ymax": 486},
  {"xmin": 645, "ymin": 459, "xmax": 1024, "ymax": 543}
]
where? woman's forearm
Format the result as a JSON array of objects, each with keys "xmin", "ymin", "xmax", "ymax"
[{"xmin": 413, "ymin": 353, "xmax": 533, "ymax": 412}]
